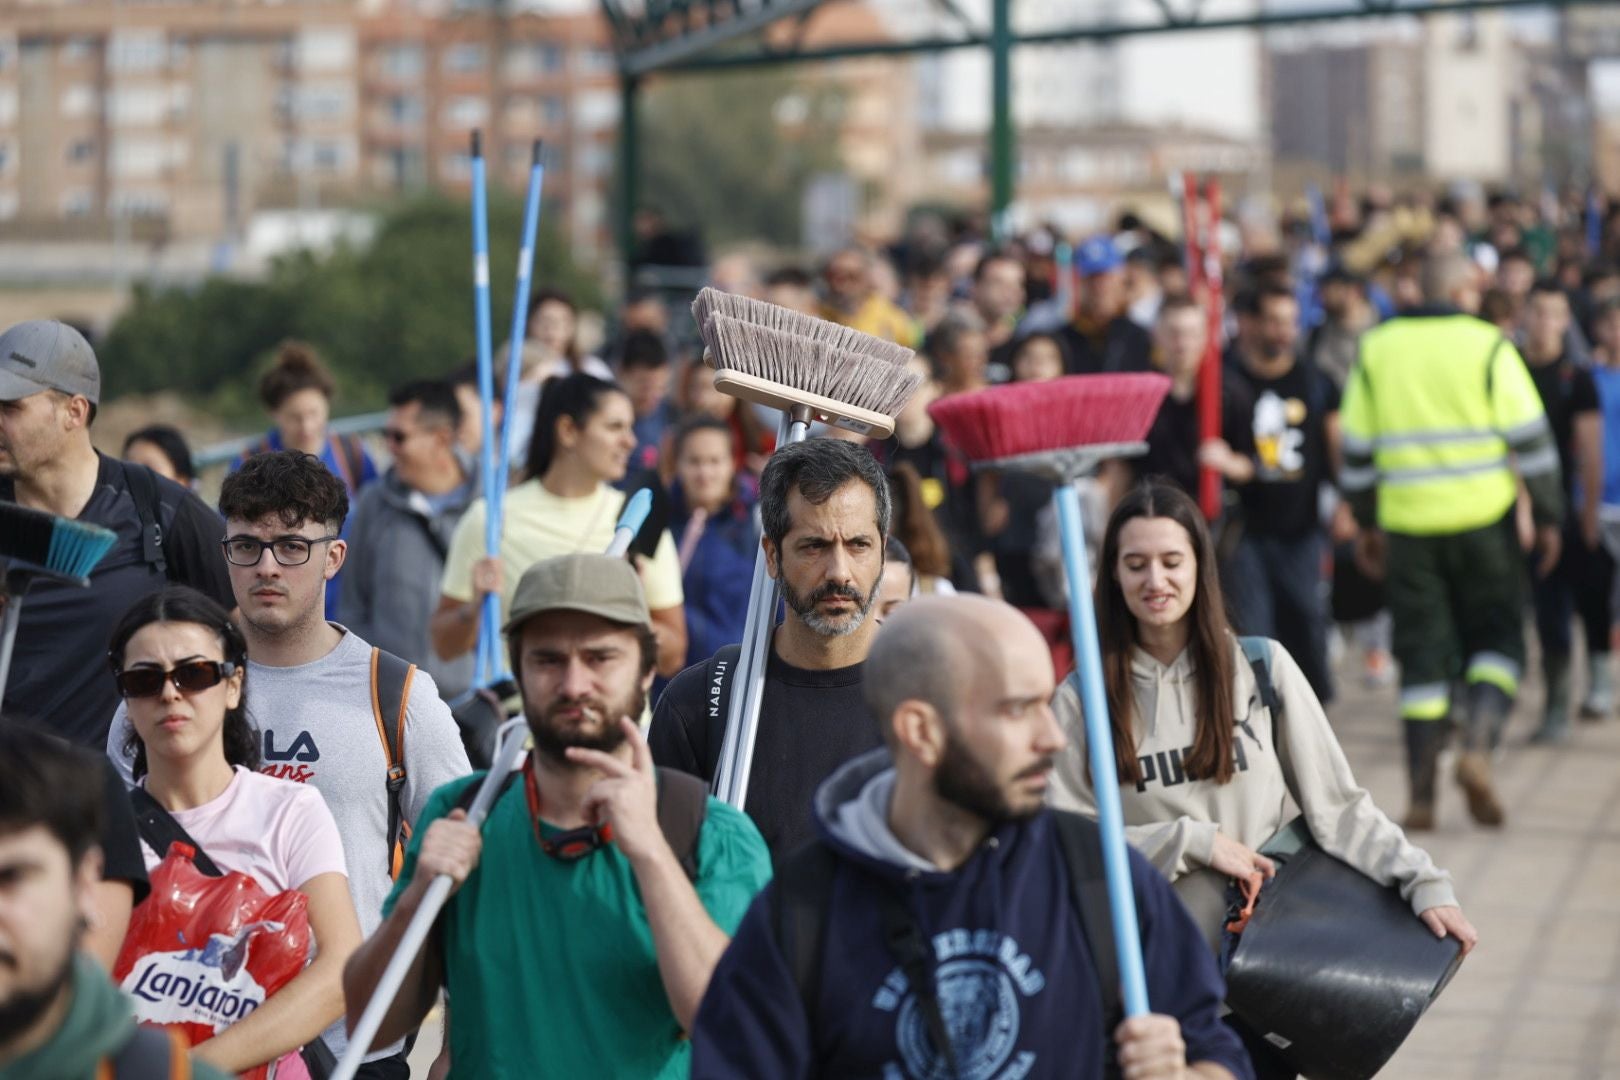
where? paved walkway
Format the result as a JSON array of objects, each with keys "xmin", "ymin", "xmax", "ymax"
[{"xmin": 408, "ymin": 649, "xmax": 1620, "ymax": 1079}]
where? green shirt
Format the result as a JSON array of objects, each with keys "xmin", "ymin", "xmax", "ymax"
[{"xmin": 383, "ymin": 772, "xmax": 771, "ymax": 1079}]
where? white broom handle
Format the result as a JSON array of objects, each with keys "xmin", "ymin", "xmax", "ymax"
[
  {"xmin": 714, "ymin": 407, "xmax": 811, "ymax": 809},
  {"xmin": 334, "ymin": 492, "xmax": 652, "ymax": 1078}
]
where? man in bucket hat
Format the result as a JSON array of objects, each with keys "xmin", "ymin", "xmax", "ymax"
[
  {"xmin": 343, "ymin": 554, "xmax": 771, "ymax": 1078},
  {"xmin": 0, "ymin": 319, "xmax": 233, "ymax": 744}
]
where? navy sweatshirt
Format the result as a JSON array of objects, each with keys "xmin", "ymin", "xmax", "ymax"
[{"xmin": 692, "ymin": 751, "xmax": 1253, "ymax": 1080}]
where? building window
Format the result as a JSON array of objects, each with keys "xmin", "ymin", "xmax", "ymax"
[
  {"xmin": 60, "ymin": 189, "xmax": 94, "ymax": 217},
  {"xmin": 0, "ymin": 191, "xmax": 18, "ymax": 221},
  {"xmin": 541, "ymin": 95, "xmax": 566, "ymax": 127},
  {"xmin": 443, "ymin": 43, "xmax": 486, "ymax": 75},
  {"xmin": 299, "ymin": 29, "xmax": 354, "ymax": 73},
  {"xmin": 444, "ymin": 95, "xmax": 488, "ymax": 129},
  {"xmin": 60, "ymin": 84, "xmax": 97, "ymax": 119},
  {"xmin": 442, "ymin": 152, "xmax": 473, "ymax": 181},
  {"xmin": 66, "ymin": 137, "xmax": 96, "ymax": 163},
  {"xmin": 311, "ymin": 140, "xmax": 350, "ymax": 173},
  {"xmin": 109, "ymin": 31, "xmax": 166, "ymax": 73},
  {"xmin": 504, "ymin": 42, "xmax": 565, "ymax": 78},
  {"xmin": 574, "ymin": 90, "xmax": 617, "ymax": 132},
  {"xmin": 61, "ymin": 37, "xmax": 97, "ymax": 64},
  {"xmin": 300, "ymin": 83, "xmax": 354, "ymax": 121},
  {"xmin": 379, "ymin": 44, "xmax": 424, "ymax": 79},
  {"xmin": 387, "ymin": 94, "xmax": 423, "ymax": 126},
  {"xmin": 0, "ymin": 88, "xmax": 17, "ymax": 126},
  {"xmin": 577, "ymin": 47, "xmax": 614, "ymax": 74},
  {"xmin": 0, "ymin": 37, "xmax": 15, "ymax": 74},
  {"xmin": 0, "ymin": 140, "xmax": 12, "ymax": 173}
]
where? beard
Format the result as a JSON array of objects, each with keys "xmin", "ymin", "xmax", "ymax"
[
  {"xmin": 934, "ymin": 731, "xmax": 1052, "ymax": 825},
  {"xmin": 0, "ymin": 939, "xmax": 75, "ymax": 1048},
  {"xmin": 779, "ymin": 575, "xmax": 880, "ymax": 638},
  {"xmin": 526, "ymin": 683, "xmax": 648, "ymax": 763}
]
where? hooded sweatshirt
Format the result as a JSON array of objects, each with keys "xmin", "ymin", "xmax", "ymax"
[
  {"xmin": 691, "ymin": 750, "xmax": 1252, "ymax": 1080},
  {"xmin": 1050, "ymin": 635, "xmax": 1455, "ymax": 952},
  {"xmin": 0, "ymin": 954, "xmax": 230, "ymax": 1080}
]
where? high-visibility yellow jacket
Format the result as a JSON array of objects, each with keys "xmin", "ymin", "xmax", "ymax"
[{"xmin": 1339, "ymin": 310, "xmax": 1564, "ymax": 536}]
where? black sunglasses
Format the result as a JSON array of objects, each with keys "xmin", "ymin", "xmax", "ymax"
[{"xmin": 114, "ymin": 659, "xmax": 239, "ymax": 699}]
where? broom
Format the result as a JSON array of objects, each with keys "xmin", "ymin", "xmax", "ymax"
[
  {"xmin": 332, "ymin": 489, "xmax": 653, "ymax": 1080},
  {"xmin": 691, "ymin": 288, "xmax": 921, "ymax": 811},
  {"xmin": 928, "ymin": 372, "xmax": 1170, "ymax": 1023},
  {"xmin": 0, "ymin": 503, "xmax": 118, "ymax": 710}
]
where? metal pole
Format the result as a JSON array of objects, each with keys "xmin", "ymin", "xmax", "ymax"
[
  {"xmin": 989, "ymin": 0, "xmax": 1013, "ymax": 242},
  {"xmin": 618, "ymin": 73, "xmax": 641, "ymax": 281}
]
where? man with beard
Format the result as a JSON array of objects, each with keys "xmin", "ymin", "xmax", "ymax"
[
  {"xmin": 105, "ymin": 450, "xmax": 469, "ymax": 1077},
  {"xmin": 651, "ymin": 438, "xmax": 892, "ymax": 860},
  {"xmin": 690, "ymin": 596, "xmax": 1249, "ymax": 1080},
  {"xmin": 343, "ymin": 554, "xmax": 770, "ymax": 1077},
  {"xmin": 0, "ymin": 726, "xmax": 230, "ymax": 1077}
]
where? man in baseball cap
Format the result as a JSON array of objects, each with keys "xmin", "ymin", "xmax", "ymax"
[
  {"xmin": 344, "ymin": 554, "xmax": 770, "ymax": 1078},
  {"xmin": 1060, "ymin": 234, "xmax": 1152, "ymax": 376},
  {"xmin": 0, "ymin": 319, "xmax": 234, "ymax": 747}
]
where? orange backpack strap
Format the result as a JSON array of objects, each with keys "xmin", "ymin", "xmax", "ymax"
[
  {"xmin": 329, "ymin": 433, "xmax": 366, "ymax": 493},
  {"xmin": 101, "ymin": 1024, "xmax": 190, "ymax": 1080},
  {"xmin": 370, "ymin": 647, "xmax": 417, "ymax": 879}
]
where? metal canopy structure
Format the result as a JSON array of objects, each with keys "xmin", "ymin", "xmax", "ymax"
[{"xmin": 603, "ymin": 0, "xmax": 1608, "ymax": 261}]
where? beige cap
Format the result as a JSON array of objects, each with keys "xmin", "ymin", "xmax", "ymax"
[{"xmin": 502, "ymin": 553, "xmax": 651, "ymax": 637}]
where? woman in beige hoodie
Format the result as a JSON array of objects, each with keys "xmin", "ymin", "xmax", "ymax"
[{"xmin": 1050, "ymin": 480, "xmax": 1476, "ymax": 1078}]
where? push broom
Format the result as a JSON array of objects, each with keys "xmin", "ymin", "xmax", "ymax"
[
  {"xmin": 691, "ymin": 288, "xmax": 921, "ymax": 810},
  {"xmin": 929, "ymin": 373, "xmax": 1170, "ymax": 1023},
  {"xmin": 332, "ymin": 488, "xmax": 654, "ymax": 1080},
  {"xmin": 0, "ymin": 503, "xmax": 117, "ymax": 711}
]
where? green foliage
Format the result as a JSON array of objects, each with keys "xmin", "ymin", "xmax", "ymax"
[
  {"xmin": 636, "ymin": 70, "xmax": 846, "ymax": 249},
  {"xmin": 99, "ymin": 192, "xmax": 602, "ymax": 424}
]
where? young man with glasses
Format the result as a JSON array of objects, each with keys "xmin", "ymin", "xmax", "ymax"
[
  {"xmin": 108, "ymin": 450, "xmax": 469, "ymax": 1079},
  {"xmin": 0, "ymin": 319, "xmax": 233, "ymax": 746},
  {"xmin": 343, "ymin": 554, "xmax": 771, "ymax": 1078},
  {"xmin": 342, "ymin": 380, "xmax": 477, "ymax": 701}
]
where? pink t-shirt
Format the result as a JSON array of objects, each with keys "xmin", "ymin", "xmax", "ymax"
[{"xmin": 137, "ymin": 767, "xmax": 348, "ymax": 894}]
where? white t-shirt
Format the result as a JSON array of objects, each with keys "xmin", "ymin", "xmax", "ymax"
[{"xmin": 136, "ymin": 767, "xmax": 348, "ymax": 893}]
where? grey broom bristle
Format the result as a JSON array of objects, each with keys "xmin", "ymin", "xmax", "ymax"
[
  {"xmin": 705, "ymin": 314, "xmax": 924, "ymax": 419},
  {"xmin": 692, "ymin": 288, "xmax": 914, "ymax": 369}
]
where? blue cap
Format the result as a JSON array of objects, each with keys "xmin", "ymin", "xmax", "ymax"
[{"xmin": 1074, "ymin": 236, "xmax": 1123, "ymax": 276}]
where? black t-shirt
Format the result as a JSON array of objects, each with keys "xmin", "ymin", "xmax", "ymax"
[
  {"xmin": 649, "ymin": 646, "xmax": 879, "ymax": 863},
  {"xmin": 1, "ymin": 453, "xmax": 234, "ymax": 746},
  {"xmin": 1057, "ymin": 316, "xmax": 1152, "ymax": 376},
  {"xmin": 1227, "ymin": 359, "xmax": 1340, "ymax": 538},
  {"xmin": 875, "ymin": 432, "xmax": 984, "ymax": 589},
  {"xmin": 1136, "ymin": 374, "xmax": 1256, "ymax": 499},
  {"xmin": 99, "ymin": 756, "xmax": 150, "ymax": 903},
  {"xmin": 1527, "ymin": 357, "xmax": 1599, "ymax": 497}
]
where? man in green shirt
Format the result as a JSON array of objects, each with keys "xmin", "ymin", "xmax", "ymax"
[
  {"xmin": 344, "ymin": 554, "xmax": 772, "ymax": 1078},
  {"xmin": 0, "ymin": 727, "xmax": 229, "ymax": 1079}
]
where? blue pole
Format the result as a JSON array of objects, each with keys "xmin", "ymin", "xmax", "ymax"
[
  {"xmin": 470, "ymin": 130, "xmax": 500, "ymax": 689},
  {"xmin": 491, "ymin": 141, "xmax": 546, "ymax": 558},
  {"xmin": 1589, "ymin": 188, "xmax": 1603, "ymax": 260},
  {"xmin": 1054, "ymin": 482, "xmax": 1150, "ymax": 1018}
]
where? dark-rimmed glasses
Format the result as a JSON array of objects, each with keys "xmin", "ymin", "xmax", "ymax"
[
  {"xmin": 114, "ymin": 659, "xmax": 239, "ymax": 699},
  {"xmin": 221, "ymin": 534, "xmax": 340, "ymax": 567}
]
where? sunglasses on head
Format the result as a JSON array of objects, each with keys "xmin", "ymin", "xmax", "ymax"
[{"xmin": 114, "ymin": 659, "xmax": 239, "ymax": 700}]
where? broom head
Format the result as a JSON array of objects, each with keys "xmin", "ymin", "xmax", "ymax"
[
  {"xmin": 0, "ymin": 502, "xmax": 118, "ymax": 586},
  {"xmin": 692, "ymin": 287, "xmax": 913, "ymax": 368},
  {"xmin": 700, "ymin": 312, "xmax": 922, "ymax": 439},
  {"xmin": 928, "ymin": 373, "xmax": 1172, "ymax": 476}
]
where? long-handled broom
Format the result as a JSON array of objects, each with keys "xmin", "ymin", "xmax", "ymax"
[
  {"xmin": 332, "ymin": 488, "xmax": 654, "ymax": 1080},
  {"xmin": 691, "ymin": 288, "xmax": 921, "ymax": 811},
  {"xmin": 0, "ymin": 503, "xmax": 118, "ymax": 711},
  {"xmin": 928, "ymin": 373, "xmax": 1171, "ymax": 1024}
]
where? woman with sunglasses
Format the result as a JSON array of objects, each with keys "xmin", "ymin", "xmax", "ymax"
[
  {"xmin": 110, "ymin": 585, "xmax": 361, "ymax": 1076},
  {"xmin": 1049, "ymin": 481, "xmax": 1474, "ymax": 1079}
]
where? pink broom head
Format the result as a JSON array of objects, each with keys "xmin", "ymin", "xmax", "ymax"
[{"xmin": 927, "ymin": 373, "xmax": 1172, "ymax": 466}]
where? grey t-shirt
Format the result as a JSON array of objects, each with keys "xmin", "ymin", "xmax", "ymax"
[{"xmin": 107, "ymin": 625, "xmax": 472, "ymax": 1060}]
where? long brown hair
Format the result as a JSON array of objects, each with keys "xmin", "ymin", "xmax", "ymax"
[
  {"xmin": 1094, "ymin": 480, "xmax": 1237, "ymax": 786},
  {"xmin": 887, "ymin": 462, "xmax": 952, "ymax": 579}
]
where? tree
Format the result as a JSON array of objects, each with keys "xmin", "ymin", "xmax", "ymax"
[
  {"xmin": 99, "ymin": 192, "xmax": 601, "ymax": 423},
  {"xmin": 636, "ymin": 69, "xmax": 847, "ymax": 249}
]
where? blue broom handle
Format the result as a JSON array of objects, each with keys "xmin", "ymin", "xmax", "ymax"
[
  {"xmin": 492, "ymin": 142, "xmax": 545, "ymax": 550},
  {"xmin": 469, "ymin": 131, "xmax": 500, "ymax": 688},
  {"xmin": 1054, "ymin": 482, "xmax": 1150, "ymax": 1018}
]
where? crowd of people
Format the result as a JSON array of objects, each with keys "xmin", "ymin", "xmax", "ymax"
[{"xmin": 3, "ymin": 179, "xmax": 1614, "ymax": 1078}]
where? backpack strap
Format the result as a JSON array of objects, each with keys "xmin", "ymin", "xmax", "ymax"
[
  {"xmin": 331, "ymin": 434, "xmax": 366, "ymax": 494},
  {"xmin": 101, "ymin": 1022, "xmax": 191, "ymax": 1080},
  {"xmin": 118, "ymin": 460, "xmax": 168, "ymax": 577},
  {"xmin": 769, "ymin": 842, "xmax": 839, "ymax": 1036},
  {"xmin": 652, "ymin": 767, "xmax": 708, "ymax": 882},
  {"xmin": 878, "ymin": 885, "xmax": 961, "ymax": 1079},
  {"xmin": 1053, "ymin": 810, "xmax": 1124, "ymax": 1080},
  {"xmin": 1238, "ymin": 635, "xmax": 1281, "ymax": 746},
  {"xmin": 371, "ymin": 647, "xmax": 417, "ymax": 880},
  {"xmin": 703, "ymin": 643, "xmax": 743, "ymax": 781},
  {"xmin": 129, "ymin": 788, "xmax": 222, "ymax": 878}
]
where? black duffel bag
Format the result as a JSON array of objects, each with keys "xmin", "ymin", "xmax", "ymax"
[{"xmin": 1222, "ymin": 818, "xmax": 1464, "ymax": 1080}]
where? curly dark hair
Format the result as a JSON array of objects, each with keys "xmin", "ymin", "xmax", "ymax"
[
  {"xmin": 220, "ymin": 450, "xmax": 349, "ymax": 532},
  {"xmin": 108, "ymin": 586, "xmax": 260, "ymax": 780}
]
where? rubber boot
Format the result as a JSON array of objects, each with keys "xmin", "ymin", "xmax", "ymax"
[
  {"xmin": 1531, "ymin": 651, "xmax": 1572, "ymax": 745},
  {"xmin": 1580, "ymin": 652, "xmax": 1613, "ymax": 722},
  {"xmin": 1456, "ymin": 682, "xmax": 1511, "ymax": 827},
  {"xmin": 1402, "ymin": 719, "xmax": 1446, "ymax": 831}
]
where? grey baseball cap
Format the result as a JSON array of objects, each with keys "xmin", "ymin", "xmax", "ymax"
[
  {"xmin": 0, "ymin": 320, "xmax": 100, "ymax": 404},
  {"xmin": 502, "ymin": 553, "xmax": 651, "ymax": 636}
]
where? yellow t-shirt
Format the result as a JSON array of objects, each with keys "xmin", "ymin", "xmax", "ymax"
[{"xmin": 441, "ymin": 481, "xmax": 685, "ymax": 619}]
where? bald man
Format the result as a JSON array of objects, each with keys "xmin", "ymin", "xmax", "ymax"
[{"xmin": 691, "ymin": 596, "xmax": 1252, "ymax": 1080}]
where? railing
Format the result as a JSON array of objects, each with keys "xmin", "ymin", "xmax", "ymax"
[{"xmin": 193, "ymin": 409, "xmax": 390, "ymax": 471}]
